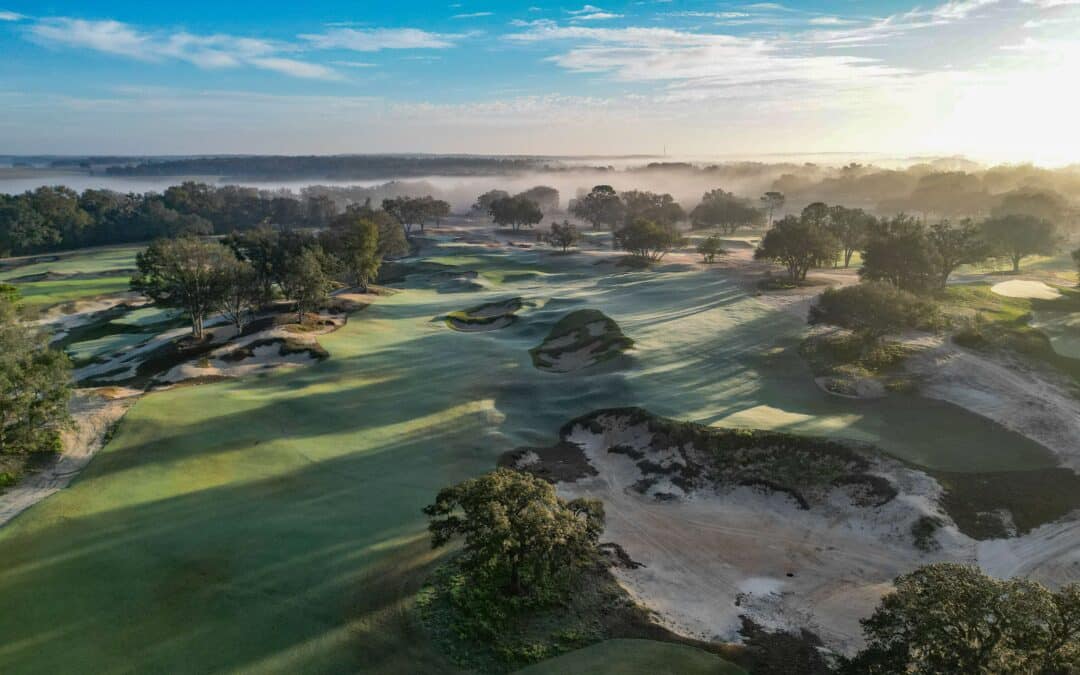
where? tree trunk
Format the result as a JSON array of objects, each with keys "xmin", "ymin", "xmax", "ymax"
[{"xmin": 1012, "ymin": 255, "xmax": 1021, "ymax": 273}]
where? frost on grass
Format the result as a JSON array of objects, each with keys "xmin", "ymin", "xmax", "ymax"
[{"xmin": 530, "ymin": 309, "xmax": 634, "ymax": 373}]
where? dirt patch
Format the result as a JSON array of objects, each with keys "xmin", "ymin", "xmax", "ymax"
[
  {"xmin": 498, "ymin": 441, "xmax": 597, "ymax": 483},
  {"xmin": 530, "ymin": 309, "xmax": 634, "ymax": 373}
]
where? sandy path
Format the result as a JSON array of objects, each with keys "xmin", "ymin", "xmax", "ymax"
[{"xmin": 0, "ymin": 389, "xmax": 139, "ymax": 526}]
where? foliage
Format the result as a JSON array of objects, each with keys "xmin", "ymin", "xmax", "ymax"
[
  {"xmin": 844, "ymin": 563, "xmax": 1080, "ymax": 674},
  {"xmin": 859, "ymin": 215, "xmax": 940, "ymax": 293},
  {"xmin": 545, "ymin": 220, "xmax": 581, "ymax": 252},
  {"xmin": 760, "ymin": 191, "xmax": 785, "ymax": 226},
  {"xmin": 131, "ymin": 237, "xmax": 235, "ymax": 338},
  {"xmin": 982, "ymin": 214, "xmax": 1059, "ymax": 273},
  {"xmin": 322, "ymin": 214, "xmax": 382, "ymax": 290},
  {"xmin": 488, "ymin": 195, "xmax": 543, "ymax": 231},
  {"xmin": 569, "ymin": 185, "xmax": 624, "ymax": 230},
  {"xmin": 992, "ymin": 189, "xmax": 1068, "ymax": 228},
  {"xmin": 382, "ymin": 195, "xmax": 451, "ymax": 235},
  {"xmin": 696, "ymin": 235, "xmax": 726, "ymax": 263},
  {"xmin": 517, "ymin": 186, "xmax": 560, "ymax": 213},
  {"xmin": 0, "ymin": 289, "xmax": 71, "ymax": 456},
  {"xmin": 809, "ymin": 282, "xmax": 942, "ymax": 339},
  {"xmin": 0, "ymin": 182, "xmax": 342, "ymax": 256},
  {"xmin": 422, "ymin": 468, "xmax": 604, "ymax": 610},
  {"xmin": 827, "ymin": 205, "xmax": 875, "ymax": 268},
  {"xmin": 620, "ymin": 190, "xmax": 685, "ymax": 227},
  {"xmin": 689, "ymin": 189, "xmax": 763, "ymax": 233},
  {"xmin": 754, "ymin": 214, "xmax": 837, "ymax": 283},
  {"xmin": 279, "ymin": 247, "xmax": 333, "ymax": 322},
  {"xmin": 927, "ymin": 218, "xmax": 988, "ymax": 287},
  {"xmin": 216, "ymin": 255, "xmax": 261, "ymax": 332},
  {"xmin": 614, "ymin": 218, "xmax": 685, "ymax": 261},
  {"xmin": 473, "ymin": 189, "xmax": 510, "ymax": 213},
  {"xmin": 1074, "ymin": 248, "xmax": 1080, "ymax": 287}
]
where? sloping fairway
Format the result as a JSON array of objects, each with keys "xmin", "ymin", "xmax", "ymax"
[
  {"xmin": 0, "ymin": 238, "xmax": 1059, "ymax": 673},
  {"xmin": 0, "ymin": 245, "xmax": 141, "ymax": 307},
  {"xmin": 514, "ymin": 639, "xmax": 746, "ymax": 675}
]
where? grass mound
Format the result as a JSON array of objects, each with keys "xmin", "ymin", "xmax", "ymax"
[
  {"xmin": 514, "ymin": 639, "xmax": 747, "ymax": 675},
  {"xmin": 445, "ymin": 297, "xmax": 523, "ymax": 332},
  {"xmin": 530, "ymin": 309, "xmax": 633, "ymax": 373}
]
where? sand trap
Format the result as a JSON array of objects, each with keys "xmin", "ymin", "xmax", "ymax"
[
  {"xmin": 547, "ymin": 409, "xmax": 1080, "ymax": 655},
  {"xmin": 990, "ymin": 279, "xmax": 1062, "ymax": 300},
  {"xmin": 445, "ymin": 297, "xmax": 522, "ymax": 332},
  {"xmin": 530, "ymin": 309, "xmax": 634, "ymax": 373}
]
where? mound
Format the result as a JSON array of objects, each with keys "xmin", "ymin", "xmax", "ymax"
[
  {"xmin": 445, "ymin": 297, "xmax": 523, "ymax": 332},
  {"xmin": 530, "ymin": 309, "xmax": 634, "ymax": 373}
]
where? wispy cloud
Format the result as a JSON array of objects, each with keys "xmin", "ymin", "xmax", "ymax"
[
  {"xmin": 0, "ymin": 10, "xmax": 25, "ymax": 21},
  {"xmin": 299, "ymin": 27, "xmax": 462, "ymax": 51},
  {"xmin": 452, "ymin": 12, "xmax": 493, "ymax": 19},
  {"xmin": 26, "ymin": 17, "xmax": 340, "ymax": 79}
]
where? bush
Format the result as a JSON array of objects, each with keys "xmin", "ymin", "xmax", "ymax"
[{"xmin": 809, "ymin": 282, "xmax": 942, "ymax": 339}]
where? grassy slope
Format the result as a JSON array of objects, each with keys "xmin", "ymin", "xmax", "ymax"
[
  {"xmin": 1, "ymin": 246, "xmax": 142, "ymax": 308},
  {"xmin": 0, "ymin": 241, "xmax": 1063, "ymax": 673},
  {"xmin": 514, "ymin": 639, "xmax": 747, "ymax": 675}
]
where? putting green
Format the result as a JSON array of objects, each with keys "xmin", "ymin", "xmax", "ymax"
[
  {"xmin": 1, "ymin": 245, "xmax": 141, "ymax": 307},
  {"xmin": 0, "ymin": 239, "xmax": 1059, "ymax": 673},
  {"xmin": 514, "ymin": 639, "xmax": 746, "ymax": 675}
]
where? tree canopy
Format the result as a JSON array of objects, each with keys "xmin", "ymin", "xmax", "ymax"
[
  {"xmin": 570, "ymin": 185, "xmax": 624, "ymax": 230},
  {"xmin": 131, "ymin": 237, "xmax": 236, "ymax": 339},
  {"xmin": 615, "ymin": 218, "xmax": 685, "ymax": 261},
  {"xmin": 620, "ymin": 190, "xmax": 685, "ymax": 227},
  {"xmin": 845, "ymin": 563, "xmax": 1080, "ymax": 674},
  {"xmin": 754, "ymin": 214, "xmax": 837, "ymax": 284},
  {"xmin": 690, "ymin": 189, "xmax": 763, "ymax": 233},
  {"xmin": 809, "ymin": 282, "xmax": 942, "ymax": 339},
  {"xmin": 545, "ymin": 220, "xmax": 581, "ymax": 252},
  {"xmin": 0, "ymin": 287, "xmax": 71, "ymax": 457},
  {"xmin": 696, "ymin": 234, "xmax": 726, "ymax": 263},
  {"xmin": 489, "ymin": 195, "xmax": 543, "ymax": 231},
  {"xmin": 423, "ymin": 468, "xmax": 604, "ymax": 603},
  {"xmin": 981, "ymin": 214, "xmax": 1058, "ymax": 273}
]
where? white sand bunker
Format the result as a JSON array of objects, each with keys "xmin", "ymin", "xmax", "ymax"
[
  {"xmin": 444, "ymin": 297, "xmax": 523, "ymax": 332},
  {"xmin": 991, "ymin": 279, "xmax": 1061, "ymax": 300},
  {"xmin": 544, "ymin": 408, "xmax": 1080, "ymax": 655},
  {"xmin": 530, "ymin": 309, "xmax": 633, "ymax": 373}
]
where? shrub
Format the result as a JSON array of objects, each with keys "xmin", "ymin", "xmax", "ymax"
[{"xmin": 809, "ymin": 282, "xmax": 942, "ymax": 339}]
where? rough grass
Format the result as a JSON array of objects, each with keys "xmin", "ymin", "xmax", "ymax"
[
  {"xmin": 514, "ymin": 639, "xmax": 747, "ymax": 675},
  {"xmin": 445, "ymin": 297, "xmax": 523, "ymax": 331}
]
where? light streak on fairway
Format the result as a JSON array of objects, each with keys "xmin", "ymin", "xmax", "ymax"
[{"xmin": 0, "ymin": 239, "xmax": 1059, "ymax": 673}]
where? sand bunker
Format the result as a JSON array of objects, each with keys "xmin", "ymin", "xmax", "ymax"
[
  {"xmin": 530, "ymin": 309, "xmax": 634, "ymax": 373},
  {"xmin": 533, "ymin": 408, "xmax": 1080, "ymax": 654},
  {"xmin": 445, "ymin": 297, "xmax": 523, "ymax": 332},
  {"xmin": 990, "ymin": 279, "xmax": 1062, "ymax": 300}
]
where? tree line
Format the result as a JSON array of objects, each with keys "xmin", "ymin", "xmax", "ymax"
[{"xmin": 132, "ymin": 202, "xmax": 409, "ymax": 337}]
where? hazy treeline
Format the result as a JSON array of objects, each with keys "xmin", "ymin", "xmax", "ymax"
[{"xmin": 104, "ymin": 155, "xmax": 551, "ymax": 180}]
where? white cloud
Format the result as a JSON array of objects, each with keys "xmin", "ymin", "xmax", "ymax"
[
  {"xmin": 1022, "ymin": 0, "xmax": 1080, "ymax": 7},
  {"xmin": 452, "ymin": 12, "xmax": 493, "ymax": 19},
  {"xmin": 299, "ymin": 27, "xmax": 461, "ymax": 51},
  {"xmin": 573, "ymin": 12, "xmax": 622, "ymax": 21},
  {"xmin": 26, "ymin": 17, "xmax": 338, "ymax": 79},
  {"xmin": 0, "ymin": 10, "xmax": 25, "ymax": 21}
]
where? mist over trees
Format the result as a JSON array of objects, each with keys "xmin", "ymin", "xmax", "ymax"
[{"xmin": 690, "ymin": 189, "xmax": 763, "ymax": 233}]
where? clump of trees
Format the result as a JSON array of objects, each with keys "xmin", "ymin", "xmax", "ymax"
[
  {"xmin": 488, "ymin": 195, "xmax": 543, "ymax": 232},
  {"xmin": 517, "ymin": 186, "xmax": 560, "ymax": 213},
  {"xmin": 0, "ymin": 182, "xmax": 347, "ymax": 257},
  {"xmin": 545, "ymin": 220, "xmax": 581, "ymax": 252},
  {"xmin": 690, "ymin": 189, "xmax": 763, "ymax": 233},
  {"xmin": 0, "ymin": 285, "xmax": 71, "ymax": 458},
  {"xmin": 697, "ymin": 235, "xmax": 726, "ymax": 263},
  {"xmin": 809, "ymin": 282, "xmax": 942, "ymax": 340},
  {"xmin": 382, "ymin": 195, "xmax": 451, "ymax": 235},
  {"xmin": 754, "ymin": 214, "xmax": 838, "ymax": 284},
  {"xmin": 621, "ymin": 190, "xmax": 685, "ymax": 227},
  {"xmin": 981, "ymin": 213, "xmax": 1058, "ymax": 273},
  {"xmin": 423, "ymin": 468, "xmax": 604, "ymax": 623},
  {"xmin": 843, "ymin": 563, "xmax": 1080, "ymax": 674},
  {"xmin": 570, "ymin": 185, "xmax": 624, "ymax": 230},
  {"xmin": 760, "ymin": 191, "xmax": 785, "ymax": 225},
  {"xmin": 615, "ymin": 218, "xmax": 685, "ymax": 262}
]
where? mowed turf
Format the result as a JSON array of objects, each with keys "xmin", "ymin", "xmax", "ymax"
[
  {"xmin": 1, "ymin": 245, "xmax": 142, "ymax": 308},
  {"xmin": 0, "ymin": 241, "xmax": 1063, "ymax": 673},
  {"xmin": 514, "ymin": 639, "xmax": 747, "ymax": 675}
]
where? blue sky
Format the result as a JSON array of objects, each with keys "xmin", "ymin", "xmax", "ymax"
[{"xmin": 1, "ymin": 1, "xmax": 1078, "ymax": 162}]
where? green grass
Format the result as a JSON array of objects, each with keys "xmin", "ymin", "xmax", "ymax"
[
  {"xmin": 515, "ymin": 639, "xmax": 746, "ymax": 675},
  {"xmin": 0, "ymin": 242, "xmax": 1065, "ymax": 673},
  {"xmin": 12, "ymin": 275, "xmax": 131, "ymax": 307},
  {"xmin": 0, "ymin": 245, "xmax": 143, "ymax": 308},
  {"xmin": 0, "ymin": 246, "xmax": 141, "ymax": 280}
]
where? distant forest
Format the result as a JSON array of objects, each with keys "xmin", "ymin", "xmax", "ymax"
[{"xmin": 103, "ymin": 155, "xmax": 552, "ymax": 180}]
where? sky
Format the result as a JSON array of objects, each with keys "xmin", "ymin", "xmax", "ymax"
[{"xmin": 1, "ymin": 1, "xmax": 1078, "ymax": 163}]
